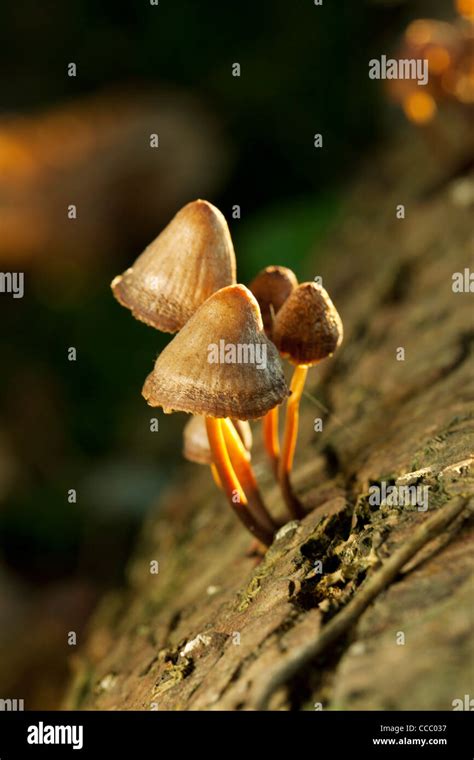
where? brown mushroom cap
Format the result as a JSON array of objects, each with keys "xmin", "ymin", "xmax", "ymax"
[
  {"xmin": 142, "ymin": 284, "xmax": 289, "ymax": 419},
  {"xmin": 249, "ymin": 265, "xmax": 298, "ymax": 335},
  {"xmin": 183, "ymin": 415, "xmax": 252, "ymax": 465},
  {"xmin": 272, "ymin": 282, "xmax": 343, "ymax": 365},
  {"xmin": 111, "ymin": 200, "xmax": 236, "ymax": 332}
]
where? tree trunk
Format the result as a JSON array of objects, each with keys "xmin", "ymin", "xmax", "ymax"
[{"xmin": 65, "ymin": 127, "xmax": 474, "ymax": 711}]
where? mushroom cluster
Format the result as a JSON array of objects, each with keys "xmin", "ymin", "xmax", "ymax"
[
  {"xmin": 250, "ymin": 274, "xmax": 343, "ymax": 518},
  {"xmin": 111, "ymin": 200, "xmax": 342, "ymax": 549}
]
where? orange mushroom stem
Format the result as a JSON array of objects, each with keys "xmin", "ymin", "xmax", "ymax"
[
  {"xmin": 262, "ymin": 406, "xmax": 280, "ymax": 475},
  {"xmin": 206, "ymin": 418, "xmax": 274, "ymax": 546},
  {"xmin": 278, "ymin": 365, "xmax": 308, "ymax": 518},
  {"xmin": 183, "ymin": 414, "xmax": 252, "ymax": 492},
  {"xmin": 221, "ymin": 418, "xmax": 278, "ymax": 535},
  {"xmin": 210, "ymin": 463, "xmax": 223, "ymax": 490}
]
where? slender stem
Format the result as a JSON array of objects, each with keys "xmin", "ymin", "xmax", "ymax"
[
  {"xmin": 205, "ymin": 418, "xmax": 273, "ymax": 546},
  {"xmin": 222, "ymin": 418, "xmax": 278, "ymax": 535},
  {"xmin": 210, "ymin": 463, "xmax": 222, "ymax": 490},
  {"xmin": 263, "ymin": 406, "xmax": 280, "ymax": 476},
  {"xmin": 278, "ymin": 365, "xmax": 308, "ymax": 519}
]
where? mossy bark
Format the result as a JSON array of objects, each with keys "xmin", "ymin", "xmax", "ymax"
[{"xmin": 65, "ymin": 128, "xmax": 474, "ymax": 711}]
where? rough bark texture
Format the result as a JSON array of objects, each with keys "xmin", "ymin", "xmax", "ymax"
[{"xmin": 65, "ymin": 128, "xmax": 474, "ymax": 711}]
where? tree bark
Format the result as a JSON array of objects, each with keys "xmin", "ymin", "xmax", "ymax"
[{"xmin": 65, "ymin": 128, "xmax": 474, "ymax": 711}]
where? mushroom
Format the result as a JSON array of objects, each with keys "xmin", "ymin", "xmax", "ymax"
[
  {"xmin": 183, "ymin": 415, "xmax": 253, "ymax": 488},
  {"xmin": 249, "ymin": 265, "xmax": 298, "ymax": 336},
  {"xmin": 272, "ymin": 282, "xmax": 343, "ymax": 518},
  {"xmin": 111, "ymin": 199, "xmax": 236, "ymax": 332},
  {"xmin": 142, "ymin": 284, "xmax": 288, "ymax": 546},
  {"xmin": 249, "ymin": 265, "xmax": 298, "ymax": 474}
]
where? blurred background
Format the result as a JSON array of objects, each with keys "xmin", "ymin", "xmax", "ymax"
[{"xmin": 0, "ymin": 0, "xmax": 471, "ymax": 708}]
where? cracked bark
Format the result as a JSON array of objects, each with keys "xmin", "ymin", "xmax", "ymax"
[{"xmin": 65, "ymin": 129, "xmax": 474, "ymax": 711}]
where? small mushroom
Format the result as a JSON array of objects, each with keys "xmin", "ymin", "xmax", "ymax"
[
  {"xmin": 249, "ymin": 265, "xmax": 298, "ymax": 474},
  {"xmin": 272, "ymin": 282, "xmax": 343, "ymax": 518},
  {"xmin": 183, "ymin": 415, "xmax": 253, "ymax": 488},
  {"xmin": 143, "ymin": 284, "xmax": 288, "ymax": 546},
  {"xmin": 111, "ymin": 199, "xmax": 236, "ymax": 332},
  {"xmin": 249, "ymin": 265, "xmax": 298, "ymax": 336}
]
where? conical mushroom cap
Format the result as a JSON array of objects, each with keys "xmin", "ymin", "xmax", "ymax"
[
  {"xmin": 249, "ymin": 265, "xmax": 298, "ymax": 335},
  {"xmin": 111, "ymin": 200, "xmax": 236, "ymax": 332},
  {"xmin": 183, "ymin": 415, "xmax": 252, "ymax": 465},
  {"xmin": 143, "ymin": 284, "xmax": 289, "ymax": 419},
  {"xmin": 272, "ymin": 282, "xmax": 343, "ymax": 365}
]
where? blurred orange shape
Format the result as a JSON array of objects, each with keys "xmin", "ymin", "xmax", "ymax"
[
  {"xmin": 455, "ymin": 73, "xmax": 474, "ymax": 102},
  {"xmin": 403, "ymin": 91, "xmax": 437, "ymax": 124},
  {"xmin": 455, "ymin": 0, "xmax": 474, "ymax": 21},
  {"xmin": 426, "ymin": 45, "xmax": 451, "ymax": 74},
  {"xmin": 406, "ymin": 19, "xmax": 435, "ymax": 46},
  {"xmin": 0, "ymin": 133, "xmax": 38, "ymax": 181}
]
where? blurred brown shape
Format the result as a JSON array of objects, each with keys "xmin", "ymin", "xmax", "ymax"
[{"xmin": 0, "ymin": 89, "xmax": 229, "ymax": 273}]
